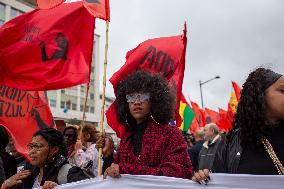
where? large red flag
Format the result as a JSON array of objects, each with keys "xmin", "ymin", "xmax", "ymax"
[
  {"xmin": 106, "ymin": 25, "xmax": 187, "ymax": 138},
  {"xmin": 232, "ymin": 81, "xmax": 241, "ymax": 101},
  {"xmin": 0, "ymin": 86, "xmax": 55, "ymax": 158},
  {"xmin": 83, "ymin": 0, "xmax": 110, "ymax": 21},
  {"xmin": 204, "ymin": 108, "xmax": 220, "ymax": 125},
  {"xmin": 0, "ymin": 2, "xmax": 95, "ymax": 91},
  {"xmin": 190, "ymin": 101, "xmax": 205, "ymax": 127},
  {"xmin": 218, "ymin": 108, "xmax": 232, "ymax": 132}
]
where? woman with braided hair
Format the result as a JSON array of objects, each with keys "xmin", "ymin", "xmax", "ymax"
[
  {"xmin": 1, "ymin": 128, "xmax": 89, "ymax": 189},
  {"xmin": 101, "ymin": 70, "xmax": 192, "ymax": 179},
  {"xmin": 193, "ymin": 67, "xmax": 284, "ymax": 184}
]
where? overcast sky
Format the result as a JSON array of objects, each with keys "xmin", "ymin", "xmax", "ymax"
[{"xmin": 94, "ymin": 0, "xmax": 284, "ymax": 111}]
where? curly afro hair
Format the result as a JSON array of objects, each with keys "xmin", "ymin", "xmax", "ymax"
[
  {"xmin": 115, "ymin": 70, "xmax": 175, "ymax": 127},
  {"xmin": 233, "ymin": 67, "xmax": 282, "ymax": 148}
]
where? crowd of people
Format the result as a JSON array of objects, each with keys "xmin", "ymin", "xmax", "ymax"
[{"xmin": 0, "ymin": 67, "xmax": 283, "ymax": 188}]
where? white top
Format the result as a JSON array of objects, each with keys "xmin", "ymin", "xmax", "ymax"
[{"xmin": 74, "ymin": 143, "xmax": 99, "ymax": 177}]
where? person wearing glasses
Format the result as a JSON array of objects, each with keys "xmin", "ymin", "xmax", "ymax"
[
  {"xmin": 101, "ymin": 70, "xmax": 192, "ymax": 179},
  {"xmin": 1, "ymin": 128, "xmax": 89, "ymax": 189}
]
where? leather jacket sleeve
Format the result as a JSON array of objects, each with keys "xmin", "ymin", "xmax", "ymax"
[
  {"xmin": 212, "ymin": 136, "xmax": 228, "ymax": 173},
  {"xmin": 212, "ymin": 129, "xmax": 242, "ymax": 173}
]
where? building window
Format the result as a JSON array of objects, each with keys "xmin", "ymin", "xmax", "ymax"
[
  {"xmin": 66, "ymin": 101, "xmax": 71, "ymax": 110},
  {"xmin": 61, "ymin": 89, "xmax": 65, "ymax": 94},
  {"xmin": 60, "ymin": 101, "xmax": 65, "ymax": 109},
  {"xmin": 80, "ymin": 85, "xmax": 85, "ymax": 93},
  {"xmin": 90, "ymin": 93, "xmax": 94, "ymax": 100},
  {"xmin": 10, "ymin": 8, "xmax": 23, "ymax": 19},
  {"xmin": 90, "ymin": 106, "xmax": 95, "ymax": 113},
  {"xmin": 80, "ymin": 105, "xmax": 89, "ymax": 112},
  {"xmin": 49, "ymin": 99, "xmax": 56, "ymax": 107},
  {"xmin": 90, "ymin": 79, "xmax": 94, "ymax": 86},
  {"xmin": 0, "ymin": 3, "xmax": 5, "ymax": 26},
  {"xmin": 72, "ymin": 103, "xmax": 77, "ymax": 110}
]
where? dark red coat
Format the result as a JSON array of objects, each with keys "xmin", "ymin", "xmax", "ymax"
[{"xmin": 115, "ymin": 120, "xmax": 192, "ymax": 179}]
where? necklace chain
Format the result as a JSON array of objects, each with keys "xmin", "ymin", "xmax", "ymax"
[{"xmin": 261, "ymin": 137, "xmax": 284, "ymax": 175}]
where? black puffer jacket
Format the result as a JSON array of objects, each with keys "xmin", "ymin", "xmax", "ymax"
[
  {"xmin": 212, "ymin": 129, "xmax": 243, "ymax": 173},
  {"xmin": 0, "ymin": 151, "xmax": 17, "ymax": 185},
  {"xmin": 14, "ymin": 156, "xmax": 89, "ymax": 189}
]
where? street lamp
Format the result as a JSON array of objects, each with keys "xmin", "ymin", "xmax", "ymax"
[{"xmin": 199, "ymin": 75, "xmax": 221, "ymax": 109}]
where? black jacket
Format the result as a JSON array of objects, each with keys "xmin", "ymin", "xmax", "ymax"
[
  {"xmin": 0, "ymin": 151, "xmax": 17, "ymax": 185},
  {"xmin": 198, "ymin": 135, "xmax": 222, "ymax": 170},
  {"xmin": 188, "ymin": 140, "xmax": 204, "ymax": 172},
  {"xmin": 14, "ymin": 156, "xmax": 89, "ymax": 189},
  {"xmin": 212, "ymin": 129, "xmax": 242, "ymax": 173}
]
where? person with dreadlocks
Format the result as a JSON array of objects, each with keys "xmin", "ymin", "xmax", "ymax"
[
  {"xmin": 192, "ymin": 67, "xmax": 284, "ymax": 184},
  {"xmin": 101, "ymin": 70, "xmax": 192, "ymax": 179},
  {"xmin": 1, "ymin": 128, "xmax": 89, "ymax": 189}
]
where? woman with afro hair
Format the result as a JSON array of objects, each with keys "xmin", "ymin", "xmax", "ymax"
[
  {"xmin": 193, "ymin": 67, "xmax": 284, "ymax": 184},
  {"xmin": 102, "ymin": 70, "xmax": 192, "ymax": 179}
]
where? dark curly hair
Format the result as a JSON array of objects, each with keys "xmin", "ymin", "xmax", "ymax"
[
  {"xmin": 115, "ymin": 70, "xmax": 175, "ymax": 127},
  {"xmin": 33, "ymin": 128, "xmax": 67, "ymax": 158},
  {"xmin": 233, "ymin": 67, "xmax": 282, "ymax": 148}
]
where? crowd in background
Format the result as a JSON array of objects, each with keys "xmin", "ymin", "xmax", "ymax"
[{"xmin": 0, "ymin": 67, "xmax": 284, "ymax": 189}]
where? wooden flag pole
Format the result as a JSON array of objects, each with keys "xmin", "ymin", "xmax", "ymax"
[{"xmin": 98, "ymin": 21, "xmax": 110, "ymax": 176}]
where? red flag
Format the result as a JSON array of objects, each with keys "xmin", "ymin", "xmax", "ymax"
[
  {"xmin": 106, "ymin": 24, "xmax": 187, "ymax": 138},
  {"xmin": 0, "ymin": 86, "xmax": 55, "ymax": 158},
  {"xmin": 190, "ymin": 101, "xmax": 205, "ymax": 127},
  {"xmin": 189, "ymin": 118, "xmax": 201, "ymax": 134},
  {"xmin": 83, "ymin": 0, "xmax": 110, "ymax": 21},
  {"xmin": 0, "ymin": 2, "xmax": 95, "ymax": 91},
  {"xmin": 204, "ymin": 108, "xmax": 220, "ymax": 125},
  {"xmin": 218, "ymin": 108, "xmax": 232, "ymax": 132},
  {"xmin": 232, "ymin": 81, "xmax": 241, "ymax": 101},
  {"xmin": 227, "ymin": 103, "xmax": 235, "ymax": 125},
  {"xmin": 36, "ymin": 0, "xmax": 65, "ymax": 9}
]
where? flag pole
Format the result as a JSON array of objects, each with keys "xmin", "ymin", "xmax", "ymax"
[{"xmin": 98, "ymin": 21, "xmax": 109, "ymax": 176}]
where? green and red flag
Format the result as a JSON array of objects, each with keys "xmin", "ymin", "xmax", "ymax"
[
  {"xmin": 106, "ymin": 24, "xmax": 187, "ymax": 138},
  {"xmin": 178, "ymin": 94, "xmax": 194, "ymax": 132}
]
